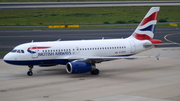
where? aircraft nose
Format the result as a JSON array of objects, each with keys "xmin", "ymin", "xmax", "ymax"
[{"xmin": 3, "ymin": 53, "xmax": 11, "ymax": 61}]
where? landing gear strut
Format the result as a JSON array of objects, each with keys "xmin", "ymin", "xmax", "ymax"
[
  {"xmin": 91, "ymin": 69, "xmax": 100, "ymax": 75},
  {"xmin": 27, "ymin": 65, "xmax": 33, "ymax": 76}
]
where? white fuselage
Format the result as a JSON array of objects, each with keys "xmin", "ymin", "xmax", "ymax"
[
  {"xmin": 3, "ymin": 37, "xmax": 151, "ymax": 65},
  {"xmin": 3, "ymin": 7, "xmax": 161, "ymax": 76}
]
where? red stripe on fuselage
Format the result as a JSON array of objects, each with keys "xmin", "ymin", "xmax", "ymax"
[{"xmin": 28, "ymin": 47, "xmax": 51, "ymax": 50}]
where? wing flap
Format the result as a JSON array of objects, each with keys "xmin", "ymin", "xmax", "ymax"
[{"xmin": 68, "ymin": 54, "xmax": 160, "ymax": 63}]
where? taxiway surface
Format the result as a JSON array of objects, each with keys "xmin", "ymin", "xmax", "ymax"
[
  {"xmin": 0, "ymin": 47, "xmax": 180, "ymax": 101},
  {"xmin": 0, "ymin": 28, "xmax": 180, "ymax": 101},
  {"xmin": 1, "ymin": 1, "xmax": 180, "ymax": 10},
  {"xmin": 0, "ymin": 28, "xmax": 179, "ymax": 52}
]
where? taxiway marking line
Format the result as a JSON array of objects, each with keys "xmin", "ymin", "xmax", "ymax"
[{"xmin": 164, "ymin": 33, "xmax": 180, "ymax": 45}]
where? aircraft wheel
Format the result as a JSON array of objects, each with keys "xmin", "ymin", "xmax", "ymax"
[
  {"xmin": 27, "ymin": 71, "xmax": 33, "ymax": 76},
  {"xmin": 91, "ymin": 69, "xmax": 99, "ymax": 75},
  {"xmin": 28, "ymin": 65, "xmax": 34, "ymax": 76}
]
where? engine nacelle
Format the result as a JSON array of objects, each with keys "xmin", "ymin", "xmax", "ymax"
[{"xmin": 66, "ymin": 62, "xmax": 95, "ymax": 74}]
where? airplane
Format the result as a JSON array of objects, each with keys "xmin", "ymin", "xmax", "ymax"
[{"xmin": 4, "ymin": 7, "xmax": 164, "ymax": 76}]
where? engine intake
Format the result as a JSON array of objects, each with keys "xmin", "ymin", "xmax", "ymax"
[{"xmin": 66, "ymin": 62, "xmax": 95, "ymax": 74}]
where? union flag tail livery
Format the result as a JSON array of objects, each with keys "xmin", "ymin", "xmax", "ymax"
[
  {"xmin": 4, "ymin": 7, "xmax": 167, "ymax": 76},
  {"xmin": 129, "ymin": 7, "xmax": 162, "ymax": 46},
  {"xmin": 131, "ymin": 7, "xmax": 159, "ymax": 39}
]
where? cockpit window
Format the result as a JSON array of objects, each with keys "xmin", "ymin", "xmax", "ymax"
[
  {"xmin": 17, "ymin": 50, "xmax": 20, "ymax": 53},
  {"xmin": 11, "ymin": 49, "xmax": 24, "ymax": 53},
  {"xmin": 21, "ymin": 50, "xmax": 24, "ymax": 53},
  {"xmin": 11, "ymin": 50, "xmax": 17, "ymax": 53}
]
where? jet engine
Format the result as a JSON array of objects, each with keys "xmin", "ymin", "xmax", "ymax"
[{"xmin": 66, "ymin": 62, "xmax": 95, "ymax": 74}]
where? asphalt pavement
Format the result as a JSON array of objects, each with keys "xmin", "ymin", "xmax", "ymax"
[
  {"xmin": 0, "ymin": 28, "xmax": 180, "ymax": 58},
  {"xmin": 0, "ymin": 1, "xmax": 180, "ymax": 10},
  {"xmin": 0, "ymin": 47, "xmax": 180, "ymax": 101}
]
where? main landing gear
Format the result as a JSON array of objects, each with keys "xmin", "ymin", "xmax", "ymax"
[
  {"xmin": 91, "ymin": 69, "xmax": 99, "ymax": 75},
  {"xmin": 27, "ymin": 65, "xmax": 33, "ymax": 76}
]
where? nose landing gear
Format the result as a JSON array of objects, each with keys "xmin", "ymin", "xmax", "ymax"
[{"xmin": 27, "ymin": 65, "xmax": 33, "ymax": 76}]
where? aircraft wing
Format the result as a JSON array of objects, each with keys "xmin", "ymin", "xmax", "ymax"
[{"xmin": 68, "ymin": 54, "xmax": 160, "ymax": 63}]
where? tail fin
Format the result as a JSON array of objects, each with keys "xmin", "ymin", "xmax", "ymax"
[{"xmin": 130, "ymin": 7, "xmax": 160, "ymax": 40}]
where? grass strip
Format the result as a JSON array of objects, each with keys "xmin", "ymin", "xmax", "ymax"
[
  {"xmin": 0, "ymin": 24, "xmax": 179, "ymax": 30},
  {"xmin": 0, "ymin": 51, "xmax": 8, "ymax": 55},
  {"xmin": 0, "ymin": 6, "xmax": 180, "ymax": 26}
]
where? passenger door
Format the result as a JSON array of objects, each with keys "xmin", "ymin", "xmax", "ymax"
[
  {"xmin": 129, "ymin": 41, "xmax": 136, "ymax": 53},
  {"xmin": 30, "ymin": 45, "xmax": 38, "ymax": 58}
]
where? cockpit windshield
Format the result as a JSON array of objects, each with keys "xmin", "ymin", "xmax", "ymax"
[
  {"xmin": 11, "ymin": 50, "xmax": 17, "ymax": 53},
  {"xmin": 11, "ymin": 49, "xmax": 24, "ymax": 53}
]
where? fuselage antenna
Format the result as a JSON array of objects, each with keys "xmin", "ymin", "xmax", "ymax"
[{"xmin": 57, "ymin": 38, "xmax": 61, "ymax": 41}]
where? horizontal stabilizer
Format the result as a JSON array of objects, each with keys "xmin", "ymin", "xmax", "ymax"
[{"xmin": 144, "ymin": 42, "xmax": 177, "ymax": 46}]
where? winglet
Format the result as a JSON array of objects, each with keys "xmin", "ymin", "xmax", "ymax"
[{"xmin": 155, "ymin": 54, "xmax": 160, "ymax": 60}]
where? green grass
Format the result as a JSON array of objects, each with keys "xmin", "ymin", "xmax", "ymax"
[
  {"xmin": 0, "ymin": 51, "xmax": 8, "ymax": 55},
  {"xmin": 0, "ymin": 6, "xmax": 180, "ymax": 26},
  {"xmin": 0, "ymin": 24, "xmax": 179, "ymax": 30},
  {"xmin": 0, "ymin": 27, "xmax": 49, "ymax": 30}
]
